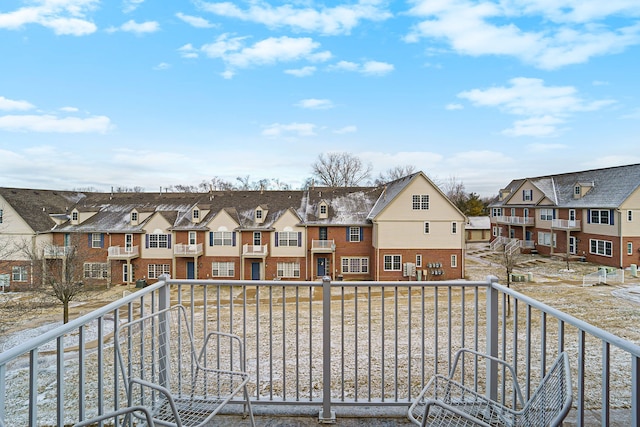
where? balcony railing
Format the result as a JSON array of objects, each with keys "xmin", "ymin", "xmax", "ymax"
[
  {"xmin": 43, "ymin": 245, "xmax": 74, "ymax": 258},
  {"xmin": 107, "ymin": 245, "xmax": 139, "ymax": 259},
  {"xmin": 173, "ymin": 243, "xmax": 203, "ymax": 256},
  {"xmin": 243, "ymin": 243, "xmax": 268, "ymax": 257},
  {"xmin": 552, "ymin": 219, "xmax": 581, "ymax": 230},
  {"xmin": 1, "ymin": 277, "xmax": 639, "ymax": 426},
  {"xmin": 495, "ymin": 216, "xmax": 534, "ymax": 225},
  {"xmin": 311, "ymin": 239, "xmax": 336, "ymax": 252}
]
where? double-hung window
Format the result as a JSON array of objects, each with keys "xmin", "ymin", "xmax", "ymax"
[
  {"xmin": 212, "ymin": 262, "xmax": 235, "ymax": 277},
  {"xmin": 348, "ymin": 227, "xmax": 361, "ymax": 242},
  {"xmin": 12, "ymin": 266, "xmax": 27, "ymax": 282},
  {"xmin": 590, "ymin": 239, "xmax": 612, "ymax": 257},
  {"xmin": 278, "ymin": 231, "xmax": 299, "ymax": 247},
  {"xmin": 384, "ymin": 255, "xmax": 402, "ymax": 271},
  {"xmin": 277, "ymin": 262, "xmax": 300, "ymax": 278},
  {"xmin": 341, "ymin": 257, "xmax": 369, "ymax": 274},
  {"xmin": 84, "ymin": 263, "xmax": 108, "ymax": 279},
  {"xmin": 211, "ymin": 231, "xmax": 233, "ymax": 246},
  {"xmin": 522, "ymin": 189, "xmax": 533, "ymax": 201},
  {"xmin": 412, "ymin": 195, "xmax": 429, "ymax": 210},
  {"xmin": 148, "ymin": 264, "xmax": 170, "ymax": 279},
  {"xmin": 149, "ymin": 233, "xmax": 169, "ymax": 248},
  {"xmin": 540, "ymin": 209, "xmax": 554, "ymax": 221},
  {"xmin": 590, "ymin": 209, "xmax": 612, "ymax": 225}
]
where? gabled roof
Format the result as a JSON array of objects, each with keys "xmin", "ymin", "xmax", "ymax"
[
  {"xmin": 304, "ymin": 186, "xmax": 384, "ymax": 225},
  {"xmin": 490, "ymin": 164, "xmax": 640, "ymax": 208},
  {"xmin": 0, "ymin": 188, "xmax": 85, "ymax": 233}
]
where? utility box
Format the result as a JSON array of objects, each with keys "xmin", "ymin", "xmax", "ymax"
[
  {"xmin": 631, "ymin": 264, "xmax": 638, "ymax": 278},
  {"xmin": 135, "ymin": 279, "xmax": 147, "ymax": 288}
]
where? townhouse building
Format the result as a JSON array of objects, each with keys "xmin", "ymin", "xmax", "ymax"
[
  {"xmin": 488, "ymin": 164, "xmax": 640, "ymax": 269},
  {"xmin": 0, "ymin": 172, "xmax": 466, "ymax": 290}
]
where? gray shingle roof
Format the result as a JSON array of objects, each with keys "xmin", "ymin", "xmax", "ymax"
[{"xmin": 490, "ymin": 164, "xmax": 640, "ymax": 208}]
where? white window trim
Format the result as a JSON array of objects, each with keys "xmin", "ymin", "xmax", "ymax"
[
  {"xmin": 277, "ymin": 262, "xmax": 301, "ymax": 278},
  {"xmin": 384, "ymin": 254, "xmax": 402, "ymax": 271},
  {"xmin": 627, "ymin": 242, "xmax": 633, "ymax": 256},
  {"xmin": 451, "ymin": 222, "xmax": 457, "ymax": 234},
  {"xmin": 148, "ymin": 264, "xmax": 171, "ymax": 279},
  {"xmin": 451, "ymin": 254, "xmax": 457, "ymax": 268},
  {"xmin": 416, "ymin": 254, "xmax": 422, "ymax": 268},
  {"xmin": 212, "ymin": 261, "xmax": 235, "ymax": 277},
  {"xmin": 589, "ymin": 239, "xmax": 613, "ymax": 257},
  {"xmin": 341, "ymin": 257, "xmax": 369, "ymax": 274}
]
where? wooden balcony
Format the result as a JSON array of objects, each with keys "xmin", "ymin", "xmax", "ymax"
[
  {"xmin": 243, "ymin": 244, "xmax": 268, "ymax": 257},
  {"xmin": 311, "ymin": 239, "xmax": 335, "ymax": 253},
  {"xmin": 173, "ymin": 243, "xmax": 203, "ymax": 257},
  {"xmin": 107, "ymin": 245, "xmax": 139, "ymax": 260}
]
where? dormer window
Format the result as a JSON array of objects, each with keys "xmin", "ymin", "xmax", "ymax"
[
  {"xmin": 319, "ymin": 202, "xmax": 328, "ymax": 219},
  {"xmin": 131, "ymin": 211, "xmax": 138, "ymax": 222},
  {"xmin": 71, "ymin": 210, "xmax": 79, "ymax": 223},
  {"xmin": 255, "ymin": 208, "xmax": 265, "ymax": 224},
  {"xmin": 574, "ymin": 186, "xmax": 580, "ymax": 196},
  {"xmin": 193, "ymin": 208, "xmax": 200, "ymax": 222},
  {"xmin": 573, "ymin": 182, "xmax": 594, "ymax": 199}
]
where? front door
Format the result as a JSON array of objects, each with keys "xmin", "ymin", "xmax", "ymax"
[
  {"xmin": 251, "ymin": 262, "xmax": 260, "ymax": 280},
  {"xmin": 123, "ymin": 264, "xmax": 129, "ymax": 283},
  {"xmin": 569, "ymin": 236, "xmax": 576, "ymax": 255},
  {"xmin": 187, "ymin": 262, "xmax": 195, "ymax": 279},
  {"xmin": 317, "ymin": 257, "xmax": 327, "ymax": 277}
]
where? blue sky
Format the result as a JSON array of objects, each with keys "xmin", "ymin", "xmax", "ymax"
[{"xmin": 1, "ymin": 0, "xmax": 639, "ymax": 197}]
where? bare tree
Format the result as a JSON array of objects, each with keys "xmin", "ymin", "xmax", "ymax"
[
  {"xmin": 374, "ymin": 165, "xmax": 417, "ymax": 185},
  {"xmin": 21, "ymin": 235, "xmax": 88, "ymax": 324},
  {"xmin": 311, "ymin": 152, "xmax": 372, "ymax": 187},
  {"xmin": 443, "ymin": 176, "xmax": 467, "ymax": 212},
  {"xmin": 495, "ymin": 244, "xmax": 524, "ymax": 315}
]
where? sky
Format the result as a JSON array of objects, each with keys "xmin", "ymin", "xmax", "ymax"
[{"xmin": 1, "ymin": 0, "xmax": 639, "ymax": 197}]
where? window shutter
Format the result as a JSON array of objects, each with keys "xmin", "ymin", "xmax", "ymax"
[
  {"xmin": 522, "ymin": 190, "xmax": 525, "ymax": 200},
  {"xmin": 88, "ymin": 234, "xmax": 92, "ymax": 247},
  {"xmin": 232, "ymin": 232, "xmax": 236, "ymax": 246},
  {"xmin": 145, "ymin": 234, "xmax": 149, "ymax": 248},
  {"xmin": 346, "ymin": 227, "xmax": 350, "ymax": 242},
  {"xmin": 610, "ymin": 210, "xmax": 614, "ymax": 225},
  {"xmin": 167, "ymin": 234, "xmax": 172, "ymax": 249},
  {"xmin": 298, "ymin": 232, "xmax": 302, "ymax": 247},
  {"xmin": 553, "ymin": 209, "xmax": 556, "ymax": 219},
  {"xmin": 100, "ymin": 233, "xmax": 104, "ymax": 248},
  {"xmin": 360, "ymin": 227, "xmax": 364, "ymax": 241},
  {"xmin": 275, "ymin": 232, "xmax": 279, "ymax": 247},
  {"xmin": 209, "ymin": 232, "xmax": 213, "ymax": 246},
  {"xmin": 587, "ymin": 210, "xmax": 591, "ymax": 224}
]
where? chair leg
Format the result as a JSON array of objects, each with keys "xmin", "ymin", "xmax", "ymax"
[{"xmin": 243, "ymin": 384, "xmax": 256, "ymax": 427}]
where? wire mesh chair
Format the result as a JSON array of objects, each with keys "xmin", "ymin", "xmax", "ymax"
[
  {"xmin": 408, "ymin": 349, "xmax": 572, "ymax": 427},
  {"xmin": 73, "ymin": 406, "xmax": 155, "ymax": 426},
  {"xmin": 116, "ymin": 304, "xmax": 255, "ymax": 427}
]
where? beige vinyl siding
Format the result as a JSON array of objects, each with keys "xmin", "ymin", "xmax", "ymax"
[
  {"xmin": 620, "ymin": 187, "xmax": 640, "ymax": 236},
  {"xmin": 271, "ymin": 210, "xmax": 305, "ymax": 257},
  {"xmin": 142, "ymin": 214, "xmax": 173, "ymax": 259},
  {"xmin": 205, "ymin": 210, "xmax": 239, "ymax": 256}
]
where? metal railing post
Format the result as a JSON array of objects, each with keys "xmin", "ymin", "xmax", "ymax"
[
  {"xmin": 319, "ymin": 276, "xmax": 336, "ymax": 423},
  {"xmin": 158, "ymin": 274, "xmax": 171, "ymax": 390},
  {"xmin": 486, "ymin": 275, "xmax": 499, "ymax": 402},
  {"xmin": 633, "ymin": 355, "xmax": 639, "ymax": 427}
]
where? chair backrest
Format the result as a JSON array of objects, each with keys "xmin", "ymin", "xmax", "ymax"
[
  {"xmin": 519, "ymin": 352, "xmax": 572, "ymax": 427},
  {"xmin": 116, "ymin": 305, "xmax": 198, "ymax": 407}
]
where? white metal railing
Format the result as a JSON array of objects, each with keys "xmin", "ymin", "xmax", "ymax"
[
  {"xmin": 552, "ymin": 219, "xmax": 581, "ymax": 229},
  {"xmin": 173, "ymin": 243, "xmax": 203, "ymax": 256},
  {"xmin": 311, "ymin": 240, "xmax": 336, "ymax": 251},
  {"xmin": 107, "ymin": 245, "xmax": 139, "ymax": 257},
  {"xmin": 496, "ymin": 216, "xmax": 534, "ymax": 225},
  {"xmin": 243, "ymin": 244, "xmax": 268, "ymax": 256},
  {"xmin": 1, "ymin": 277, "xmax": 639, "ymax": 426},
  {"xmin": 43, "ymin": 246, "xmax": 74, "ymax": 257}
]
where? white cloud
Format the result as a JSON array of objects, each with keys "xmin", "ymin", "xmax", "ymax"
[
  {"xmin": 176, "ymin": 12, "xmax": 215, "ymax": 28},
  {"xmin": 445, "ymin": 103, "xmax": 463, "ymax": 110},
  {"xmin": 329, "ymin": 60, "xmax": 394, "ymax": 76},
  {"xmin": 0, "ymin": 114, "xmax": 111, "ymax": 133},
  {"xmin": 0, "ymin": 96, "xmax": 34, "ymax": 111},
  {"xmin": 0, "ymin": 0, "xmax": 98, "ymax": 35},
  {"xmin": 296, "ymin": 99, "xmax": 334, "ymax": 110},
  {"xmin": 59, "ymin": 106, "xmax": 79, "ymax": 112},
  {"xmin": 285, "ymin": 66, "xmax": 317, "ymax": 77},
  {"xmin": 502, "ymin": 115, "xmax": 567, "ymax": 137},
  {"xmin": 333, "ymin": 125, "xmax": 357, "ymax": 134},
  {"xmin": 123, "ymin": 0, "xmax": 145, "ymax": 13},
  {"xmin": 406, "ymin": 0, "xmax": 640, "ymax": 69},
  {"xmin": 119, "ymin": 20, "xmax": 160, "ymax": 34},
  {"xmin": 262, "ymin": 122, "xmax": 317, "ymax": 138},
  {"xmin": 458, "ymin": 77, "xmax": 615, "ymax": 136},
  {"xmin": 527, "ymin": 142, "xmax": 569, "ymax": 152},
  {"xmin": 196, "ymin": 0, "xmax": 391, "ymax": 35},
  {"xmin": 200, "ymin": 35, "xmax": 331, "ymax": 75},
  {"xmin": 153, "ymin": 62, "xmax": 171, "ymax": 70},
  {"xmin": 178, "ymin": 43, "xmax": 199, "ymax": 59}
]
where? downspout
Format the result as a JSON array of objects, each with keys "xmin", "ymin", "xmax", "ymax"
[{"xmin": 618, "ymin": 209, "xmax": 623, "ymax": 269}]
